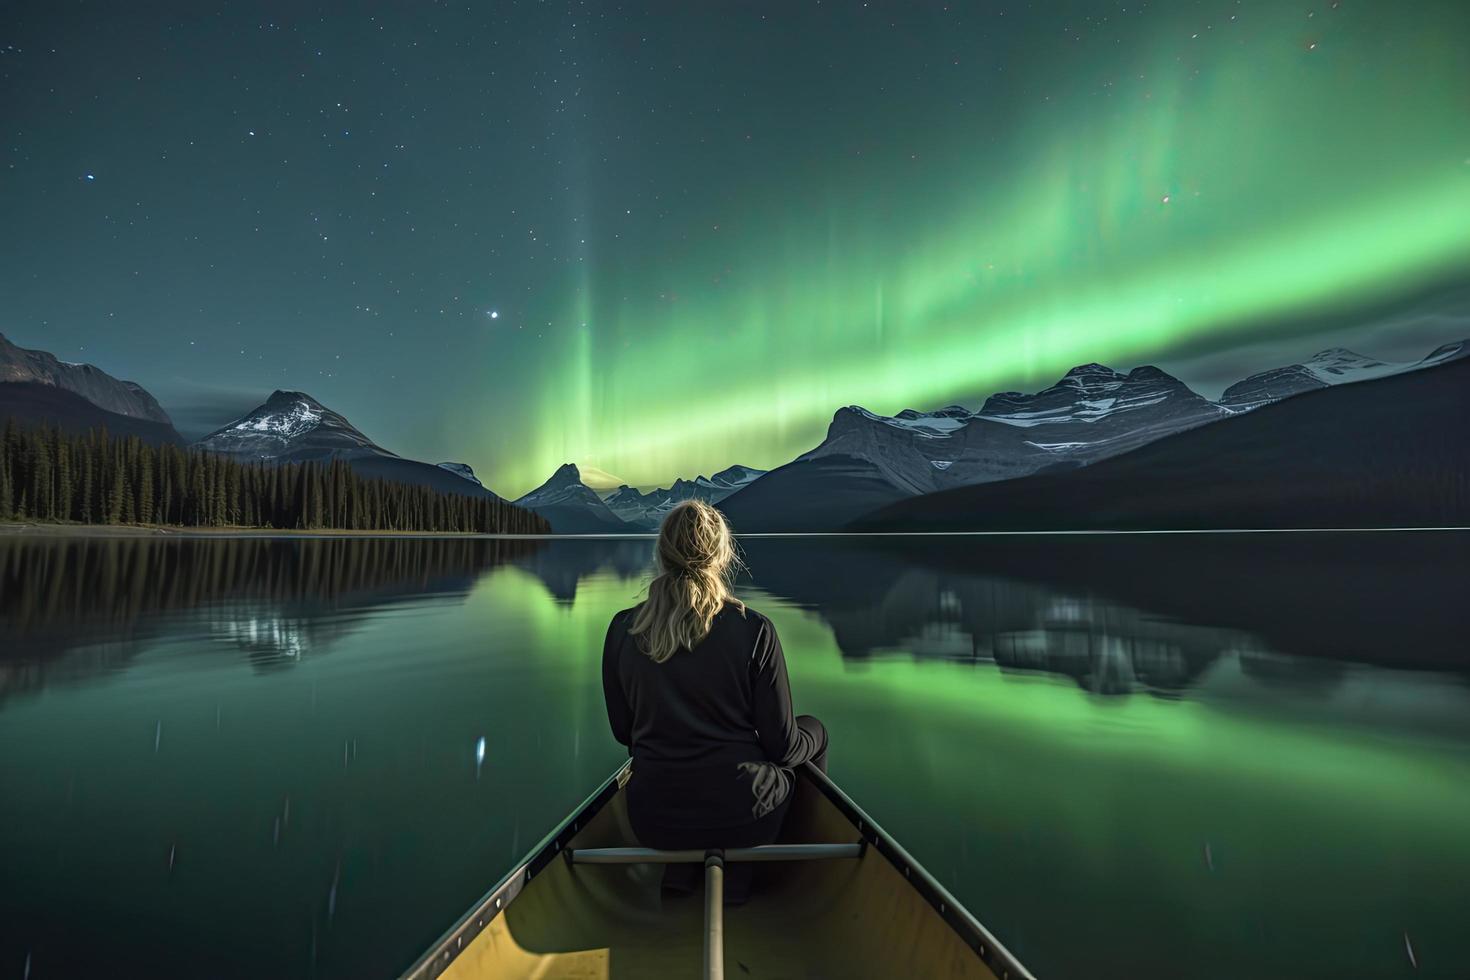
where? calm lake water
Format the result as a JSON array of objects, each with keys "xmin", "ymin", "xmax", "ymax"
[{"xmin": 1, "ymin": 531, "xmax": 1467, "ymax": 979}]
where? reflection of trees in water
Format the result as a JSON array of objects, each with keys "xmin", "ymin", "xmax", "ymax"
[{"xmin": 0, "ymin": 535, "xmax": 542, "ymax": 701}]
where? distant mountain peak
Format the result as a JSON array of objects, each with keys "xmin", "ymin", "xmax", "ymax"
[
  {"xmin": 198, "ymin": 389, "xmax": 387, "ymax": 459},
  {"xmin": 263, "ymin": 389, "xmax": 328, "ymax": 410},
  {"xmin": 1124, "ymin": 364, "xmax": 1185, "ymax": 384},
  {"xmin": 437, "ymin": 462, "xmax": 483, "ymax": 488},
  {"xmin": 515, "ymin": 462, "xmax": 628, "ymax": 532},
  {"xmin": 711, "ymin": 463, "xmax": 765, "ymax": 485},
  {"xmin": 548, "ymin": 462, "xmax": 583, "ymax": 484},
  {"xmin": 518, "ymin": 463, "xmax": 589, "ymax": 502},
  {"xmin": 1221, "ymin": 339, "xmax": 1468, "ymax": 410},
  {"xmin": 1063, "ymin": 362, "xmax": 1122, "ymax": 379}
]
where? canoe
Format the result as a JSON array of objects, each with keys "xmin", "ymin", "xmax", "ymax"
[{"xmin": 400, "ymin": 761, "xmax": 1034, "ymax": 980}]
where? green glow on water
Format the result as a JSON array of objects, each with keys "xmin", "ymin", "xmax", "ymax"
[{"xmin": 1, "ymin": 537, "xmax": 1467, "ymax": 978}]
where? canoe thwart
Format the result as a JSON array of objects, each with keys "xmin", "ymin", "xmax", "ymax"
[
  {"xmin": 704, "ymin": 853, "xmax": 724, "ymax": 980},
  {"xmin": 565, "ymin": 842, "xmax": 864, "ymax": 865}
]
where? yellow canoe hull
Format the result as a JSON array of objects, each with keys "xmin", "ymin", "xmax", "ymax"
[{"xmin": 403, "ymin": 764, "xmax": 1033, "ymax": 980}]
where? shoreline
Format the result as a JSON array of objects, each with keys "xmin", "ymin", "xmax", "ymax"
[
  {"xmin": 0, "ymin": 522, "xmax": 569, "ymax": 540},
  {"xmin": 3, "ymin": 522, "xmax": 1464, "ymax": 540}
]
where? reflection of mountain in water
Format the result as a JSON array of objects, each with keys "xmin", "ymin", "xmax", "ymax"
[
  {"xmin": 5, "ymin": 530, "xmax": 1464, "ymax": 707},
  {"xmin": 204, "ymin": 609, "xmax": 368, "ymax": 671},
  {"xmin": 742, "ymin": 547, "xmax": 1259, "ymax": 695},
  {"xmin": 510, "ymin": 537, "xmax": 651, "ymax": 603},
  {"xmin": 0, "ymin": 535, "xmax": 542, "ymax": 702},
  {"xmin": 738, "ymin": 533, "xmax": 1470, "ymax": 692}
]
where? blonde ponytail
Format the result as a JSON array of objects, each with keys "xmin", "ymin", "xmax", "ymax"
[{"xmin": 629, "ymin": 500, "xmax": 743, "ymax": 662}]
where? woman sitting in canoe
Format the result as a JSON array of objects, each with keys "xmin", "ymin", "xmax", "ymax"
[{"xmin": 602, "ymin": 499, "xmax": 827, "ymax": 884}]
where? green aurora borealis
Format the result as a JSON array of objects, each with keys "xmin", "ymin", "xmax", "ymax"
[
  {"xmin": 530, "ymin": 1, "xmax": 1470, "ymax": 491},
  {"xmin": 3, "ymin": 1, "xmax": 1468, "ymax": 495}
]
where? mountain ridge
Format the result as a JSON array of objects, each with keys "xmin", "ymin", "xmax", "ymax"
[
  {"xmin": 855, "ymin": 354, "xmax": 1470, "ymax": 532},
  {"xmin": 0, "ymin": 333, "xmax": 184, "ymax": 443},
  {"xmin": 720, "ymin": 339, "xmax": 1468, "ymax": 531}
]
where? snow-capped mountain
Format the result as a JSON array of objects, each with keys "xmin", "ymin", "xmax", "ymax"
[
  {"xmin": 860, "ymin": 350, "xmax": 1470, "ymax": 532},
  {"xmin": 1220, "ymin": 341, "xmax": 1467, "ymax": 410},
  {"xmin": 515, "ymin": 464, "xmax": 629, "ymax": 533},
  {"xmin": 704, "ymin": 464, "xmax": 766, "ymax": 492},
  {"xmin": 198, "ymin": 390, "xmax": 504, "ymax": 500},
  {"xmin": 0, "ymin": 332, "xmax": 183, "ymax": 443},
  {"xmin": 721, "ymin": 339, "xmax": 1470, "ymax": 531},
  {"xmin": 198, "ymin": 390, "xmax": 382, "ymax": 460},
  {"xmin": 603, "ymin": 464, "xmax": 767, "ymax": 530},
  {"xmin": 816, "ymin": 364, "xmax": 1224, "ymax": 490},
  {"xmin": 437, "ymin": 462, "xmax": 484, "ymax": 488},
  {"xmin": 723, "ymin": 364, "xmax": 1225, "ymax": 531}
]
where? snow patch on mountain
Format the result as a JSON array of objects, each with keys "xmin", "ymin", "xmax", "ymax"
[
  {"xmin": 437, "ymin": 462, "xmax": 484, "ymax": 487},
  {"xmin": 198, "ymin": 390, "xmax": 386, "ymax": 460},
  {"xmin": 1221, "ymin": 340, "xmax": 1468, "ymax": 410},
  {"xmin": 234, "ymin": 400, "xmax": 322, "ymax": 438}
]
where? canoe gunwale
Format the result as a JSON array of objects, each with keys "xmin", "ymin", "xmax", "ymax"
[
  {"xmin": 799, "ymin": 763, "xmax": 1037, "ymax": 980},
  {"xmin": 398, "ymin": 762, "xmax": 632, "ymax": 980},
  {"xmin": 399, "ymin": 760, "xmax": 1036, "ymax": 980}
]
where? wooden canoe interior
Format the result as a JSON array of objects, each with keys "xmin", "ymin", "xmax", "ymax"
[{"xmin": 437, "ymin": 772, "xmax": 1002, "ymax": 980}]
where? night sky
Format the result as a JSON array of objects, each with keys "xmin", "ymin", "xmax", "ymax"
[{"xmin": 2, "ymin": 1, "xmax": 1468, "ymax": 495}]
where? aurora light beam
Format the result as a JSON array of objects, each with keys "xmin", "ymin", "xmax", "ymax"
[{"xmin": 503, "ymin": 1, "xmax": 1470, "ymax": 493}]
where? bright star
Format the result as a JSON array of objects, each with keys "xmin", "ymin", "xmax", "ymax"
[{"xmin": 488, "ymin": 310, "xmax": 499, "ymax": 319}]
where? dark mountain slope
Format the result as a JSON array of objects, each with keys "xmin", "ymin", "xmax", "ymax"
[
  {"xmin": 0, "ymin": 382, "xmax": 184, "ymax": 445},
  {"xmin": 719, "ymin": 454, "xmax": 912, "ymax": 533},
  {"xmin": 857, "ymin": 357, "xmax": 1470, "ymax": 532},
  {"xmin": 0, "ymin": 333, "xmax": 175, "ymax": 425}
]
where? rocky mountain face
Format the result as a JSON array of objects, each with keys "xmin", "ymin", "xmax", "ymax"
[
  {"xmin": 0, "ymin": 334, "xmax": 184, "ymax": 443},
  {"xmin": 198, "ymin": 390, "xmax": 503, "ymax": 500},
  {"xmin": 514, "ymin": 464, "xmax": 629, "ymax": 533},
  {"xmin": 723, "ymin": 363, "xmax": 1226, "ymax": 530},
  {"xmin": 859, "ymin": 354, "xmax": 1470, "ymax": 532},
  {"xmin": 807, "ymin": 363, "xmax": 1227, "ymax": 494},
  {"xmin": 722, "ymin": 339, "xmax": 1470, "ymax": 531},
  {"xmin": 0, "ymin": 333, "xmax": 174, "ymax": 424}
]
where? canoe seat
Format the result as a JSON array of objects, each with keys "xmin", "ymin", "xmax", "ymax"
[{"xmin": 565, "ymin": 842, "xmax": 863, "ymax": 864}]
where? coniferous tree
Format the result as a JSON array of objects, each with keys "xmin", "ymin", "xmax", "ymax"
[
  {"xmin": 0, "ymin": 421, "xmax": 549, "ymax": 533},
  {"xmin": 0, "ymin": 435, "xmax": 11, "ymax": 521},
  {"xmin": 137, "ymin": 445, "xmax": 156, "ymax": 524}
]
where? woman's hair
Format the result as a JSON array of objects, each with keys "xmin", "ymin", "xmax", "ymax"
[{"xmin": 629, "ymin": 500, "xmax": 744, "ymax": 663}]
